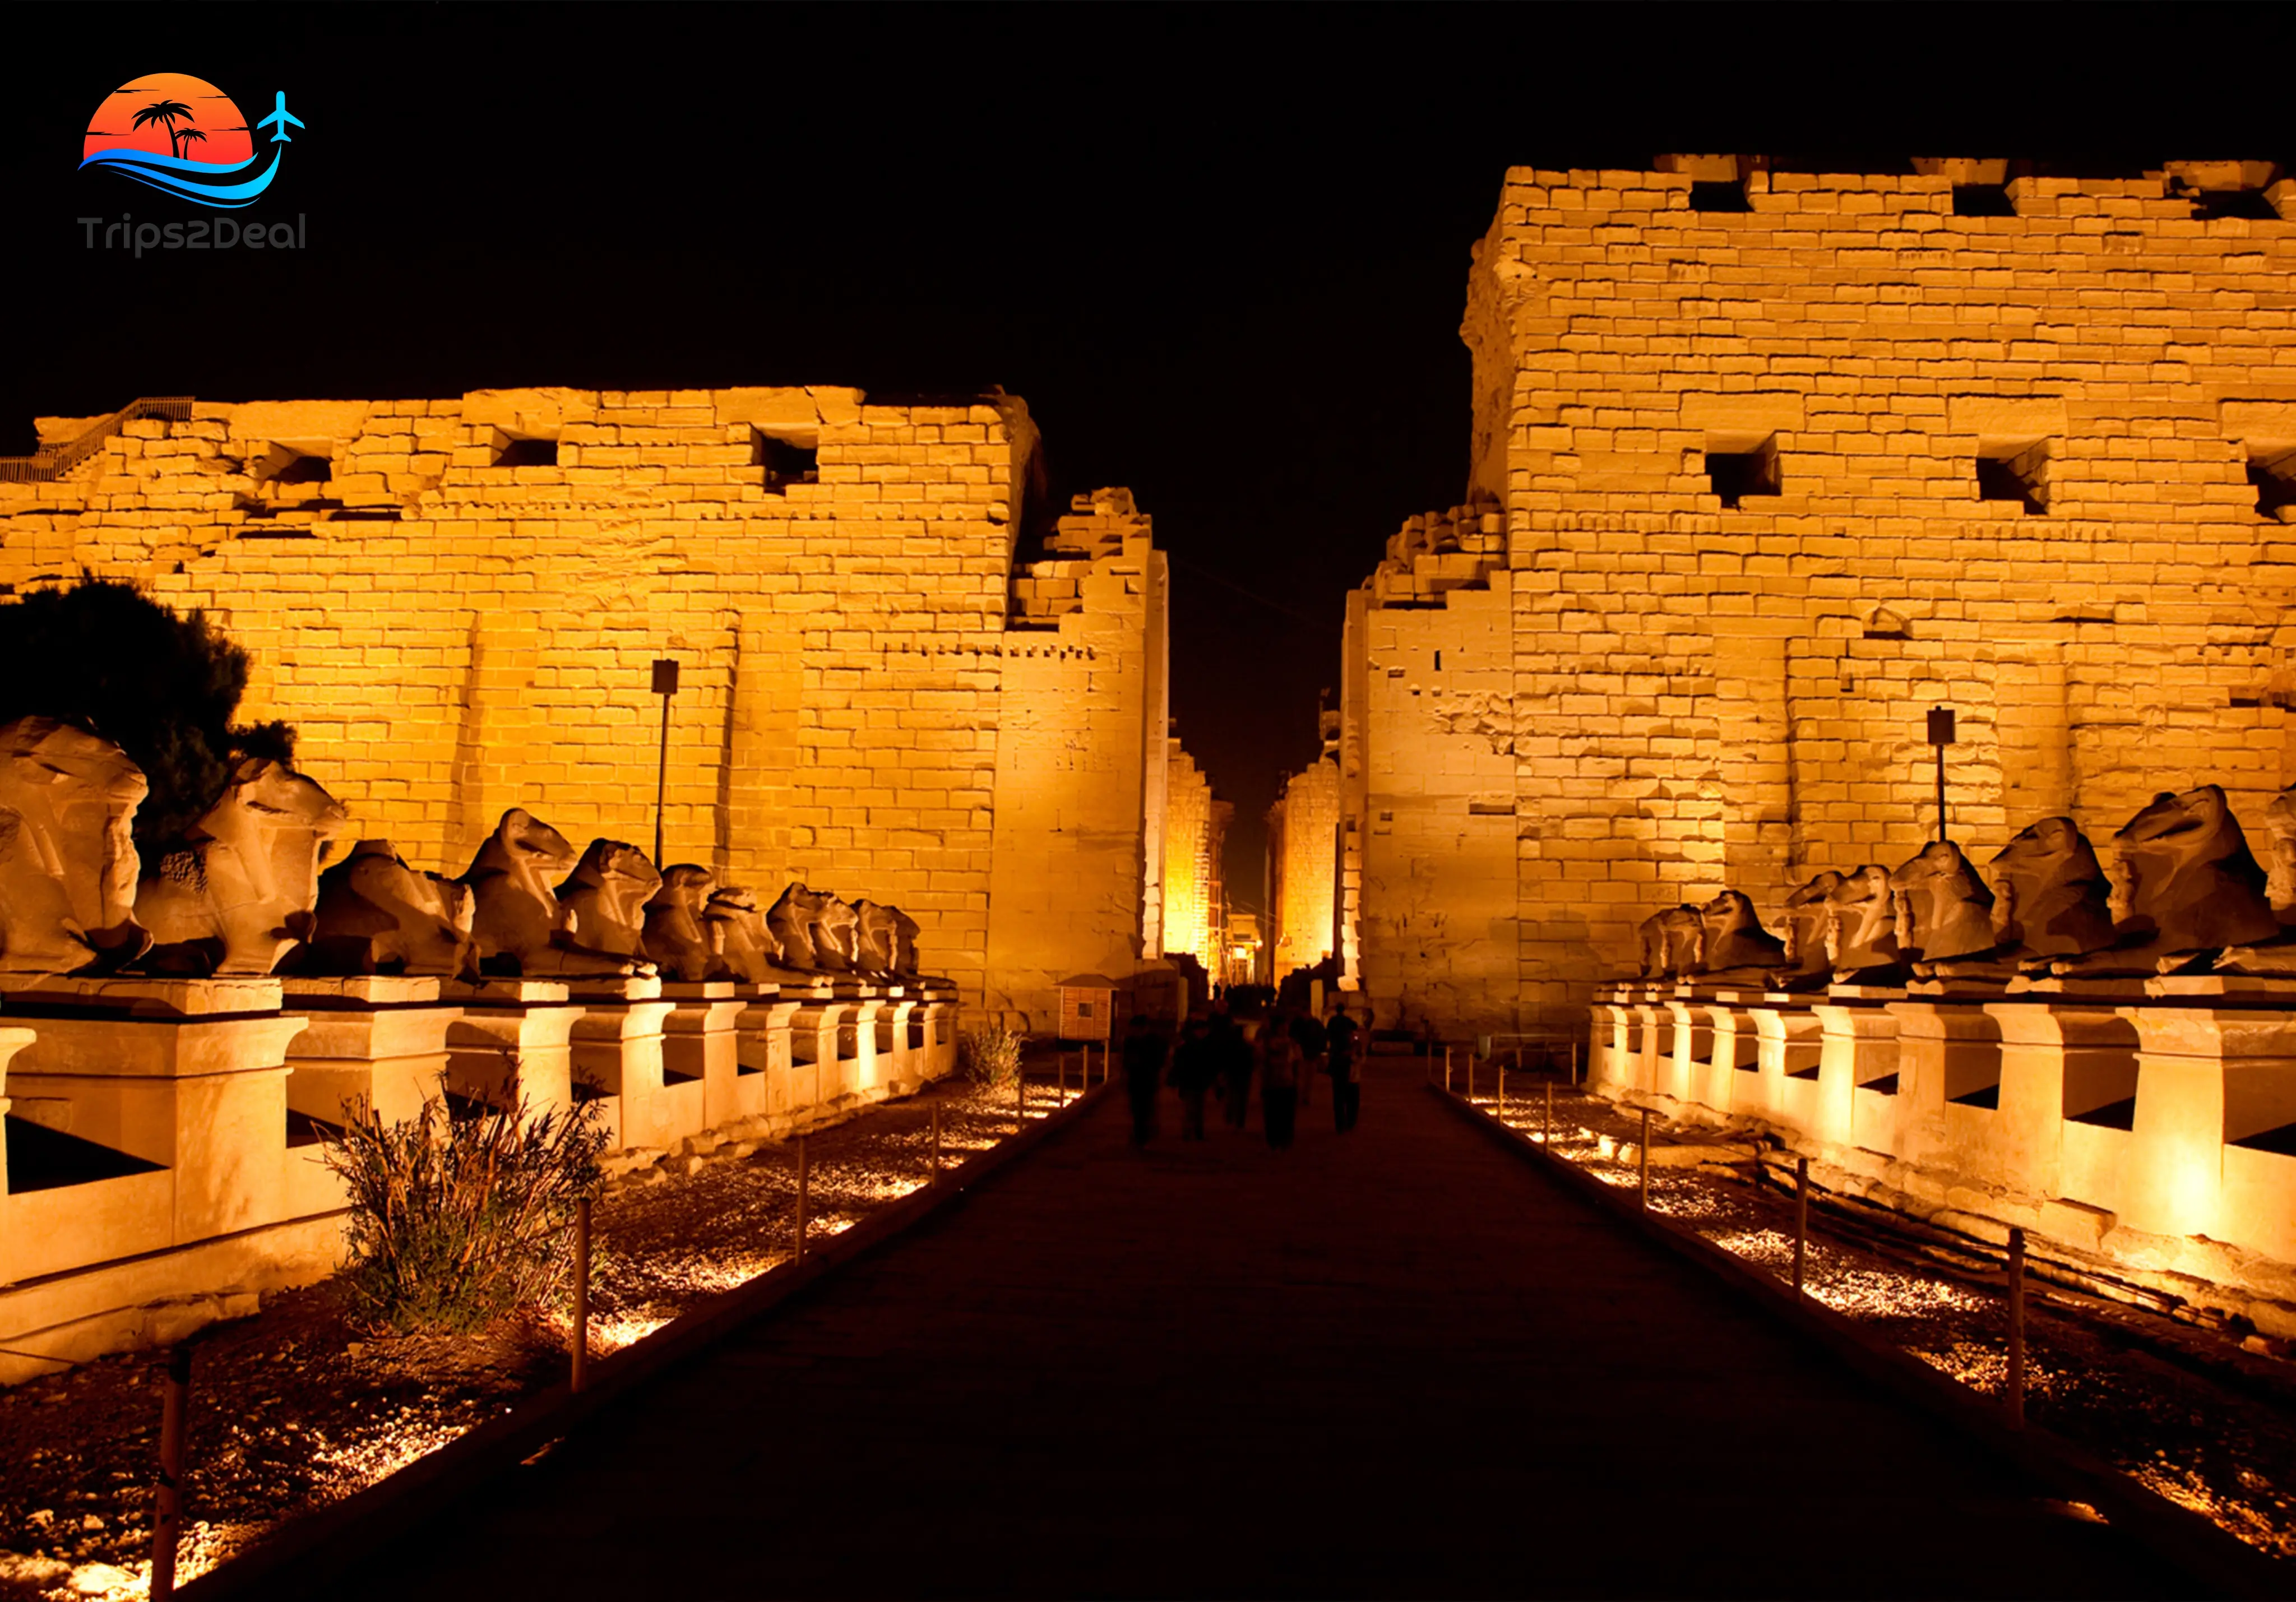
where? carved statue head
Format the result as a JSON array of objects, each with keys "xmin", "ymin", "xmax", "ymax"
[
  {"xmin": 851, "ymin": 900, "xmax": 902, "ymax": 975},
  {"xmin": 556, "ymin": 840, "xmax": 663, "ymax": 961},
  {"xmin": 1825, "ymin": 864, "xmax": 1902, "ymax": 974},
  {"xmin": 2109, "ymin": 785, "xmax": 2278, "ymax": 955},
  {"xmin": 1888, "ymin": 840, "xmax": 1997, "ymax": 963},
  {"xmin": 135, "ymin": 754, "xmax": 350, "ymax": 977},
  {"xmin": 0, "ymin": 716, "xmax": 150, "ymax": 973},
  {"xmin": 1988, "ymin": 816, "xmax": 2113, "ymax": 959},
  {"xmin": 703, "ymin": 885, "xmax": 784, "ymax": 983},
  {"xmin": 642, "ymin": 863, "xmax": 720, "ymax": 982},
  {"xmin": 460, "ymin": 808, "xmax": 637, "ymax": 978},
  {"xmin": 767, "ymin": 882, "xmax": 837, "ymax": 971},
  {"xmin": 307, "ymin": 837, "xmax": 480, "ymax": 979},
  {"xmin": 1694, "ymin": 889, "xmax": 1788, "ymax": 975},
  {"xmin": 1634, "ymin": 904, "xmax": 1703, "ymax": 979}
]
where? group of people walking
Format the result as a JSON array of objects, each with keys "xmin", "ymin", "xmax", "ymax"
[{"xmin": 1120, "ymin": 1002, "xmax": 1362, "ymax": 1149}]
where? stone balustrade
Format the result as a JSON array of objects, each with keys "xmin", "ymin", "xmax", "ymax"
[
  {"xmin": 1586, "ymin": 976, "xmax": 2296, "ymax": 1332},
  {"xmin": 0, "ymin": 974, "xmax": 960, "ymax": 1383}
]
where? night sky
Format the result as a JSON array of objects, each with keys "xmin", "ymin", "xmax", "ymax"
[{"xmin": 3, "ymin": 6, "xmax": 2287, "ymax": 910}]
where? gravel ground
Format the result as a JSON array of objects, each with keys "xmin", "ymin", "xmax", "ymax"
[
  {"xmin": 1468, "ymin": 1075, "xmax": 2296, "ymax": 1561},
  {"xmin": 0, "ymin": 1067, "xmax": 1080, "ymax": 1601}
]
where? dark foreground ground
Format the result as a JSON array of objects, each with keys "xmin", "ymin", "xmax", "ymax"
[{"xmin": 264, "ymin": 1059, "xmax": 2197, "ymax": 1600}]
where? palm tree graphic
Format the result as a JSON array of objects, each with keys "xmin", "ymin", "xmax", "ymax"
[
  {"xmin": 131, "ymin": 98, "xmax": 195, "ymax": 159},
  {"xmin": 175, "ymin": 127, "xmax": 208, "ymax": 161}
]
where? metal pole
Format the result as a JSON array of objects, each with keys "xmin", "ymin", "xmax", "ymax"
[
  {"xmin": 655, "ymin": 692, "xmax": 670, "ymax": 867},
  {"xmin": 1936, "ymin": 741, "xmax": 1947, "ymax": 844},
  {"xmin": 1638, "ymin": 1107, "xmax": 1651, "ymax": 1210},
  {"xmin": 794, "ymin": 1135, "xmax": 809, "ymax": 1262},
  {"xmin": 1571, "ymin": 1039, "xmax": 1580, "ymax": 1087},
  {"xmin": 1443, "ymin": 1045, "xmax": 1452, "ymax": 1092},
  {"xmin": 1496, "ymin": 1057, "xmax": 1505, "ymax": 1117},
  {"xmin": 571, "ymin": 1196, "xmax": 591, "ymax": 1394},
  {"xmin": 2007, "ymin": 1226, "xmax": 2027, "ymax": 1428},
  {"xmin": 150, "ymin": 1342, "xmax": 189, "ymax": 1601},
  {"xmin": 1543, "ymin": 1081, "xmax": 1553, "ymax": 1145},
  {"xmin": 930, "ymin": 1101, "xmax": 941, "ymax": 1178},
  {"xmin": 1793, "ymin": 1157, "xmax": 1808, "ymax": 1295}
]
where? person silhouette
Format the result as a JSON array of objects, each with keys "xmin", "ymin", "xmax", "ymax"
[
  {"xmin": 1170, "ymin": 1016, "xmax": 1215, "ymax": 1140},
  {"xmin": 1121, "ymin": 1013, "xmax": 1167, "ymax": 1145},
  {"xmin": 1326, "ymin": 1004, "xmax": 1362, "ymax": 1132},
  {"xmin": 1260, "ymin": 1009, "xmax": 1302, "ymax": 1149}
]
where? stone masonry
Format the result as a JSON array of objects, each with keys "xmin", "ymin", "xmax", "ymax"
[
  {"xmin": 1343, "ymin": 158, "xmax": 2296, "ymax": 1035},
  {"xmin": 0, "ymin": 391, "xmax": 1221, "ymax": 1030}
]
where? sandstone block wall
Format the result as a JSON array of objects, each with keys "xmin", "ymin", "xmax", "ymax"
[
  {"xmin": 1343, "ymin": 161, "xmax": 2296, "ymax": 1034},
  {"xmin": 1267, "ymin": 756, "xmax": 1340, "ymax": 978},
  {"xmin": 0, "ymin": 392, "xmax": 1191, "ymax": 1030}
]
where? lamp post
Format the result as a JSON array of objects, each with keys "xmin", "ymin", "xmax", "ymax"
[
  {"xmin": 1926, "ymin": 705, "xmax": 1955, "ymax": 842},
  {"xmin": 651, "ymin": 658, "xmax": 679, "ymax": 865}
]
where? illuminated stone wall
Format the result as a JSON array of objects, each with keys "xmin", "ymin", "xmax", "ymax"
[
  {"xmin": 1348, "ymin": 159, "xmax": 2296, "ymax": 1032},
  {"xmin": 0, "ymin": 391, "xmax": 1188, "ymax": 1029},
  {"xmin": 1267, "ymin": 755, "xmax": 1340, "ymax": 978},
  {"xmin": 1159, "ymin": 742, "xmax": 1223, "ymax": 976}
]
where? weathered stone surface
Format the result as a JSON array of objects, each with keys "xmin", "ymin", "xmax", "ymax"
[
  {"xmin": 0, "ymin": 717, "xmax": 149, "ymax": 974},
  {"xmin": 136, "ymin": 758, "xmax": 349, "ymax": 976},
  {"xmin": 304, "ymin": 837, "xmax": 478, "ymax": 978}
]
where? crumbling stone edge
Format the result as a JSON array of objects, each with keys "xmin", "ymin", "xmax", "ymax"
[
  {"xmin": 179, "ymin": 1079, "xmax": 1117, "ymax": 1601},
  {"xmin": 1430, "ymin": 1082, "xmax": 2290, "ymax": 1600}
]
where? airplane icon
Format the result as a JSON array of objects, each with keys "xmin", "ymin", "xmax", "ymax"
[{"xmin": 255, "ymin": 91, "xmax": 304, "ymax": 143}]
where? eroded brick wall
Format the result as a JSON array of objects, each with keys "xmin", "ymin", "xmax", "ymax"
[
  {"xmin": 0, "ymin": 390, "xmax": 1177, "ymax": 1023},
  {"xmin": 1352, "ymin": 162, "xmax": 2296, "ymax": 1033}
]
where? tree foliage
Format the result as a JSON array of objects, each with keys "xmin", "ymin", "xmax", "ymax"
[{"xmin": 0, "ymin": 581, "xmax": 294, "ymax": 843}]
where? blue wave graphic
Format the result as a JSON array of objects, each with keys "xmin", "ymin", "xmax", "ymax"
[{"xmin": 78, "ymin": 146, "xmax": 282, "ymax": 209}]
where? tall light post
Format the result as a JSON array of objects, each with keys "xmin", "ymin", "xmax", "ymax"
[
  {"xmin": 1927, "ymin": 705, "xmax": 1955, "ymax": 842},
  {"xmin": 651, "ymin": 658, "xmax": 679, "ymax": 865}
]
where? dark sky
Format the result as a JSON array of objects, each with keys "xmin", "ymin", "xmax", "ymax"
[{"xmin": 4, "ymin": 6, "xmax": 2288, "ymax": 910}]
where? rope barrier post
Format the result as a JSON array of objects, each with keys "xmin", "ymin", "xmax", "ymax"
[
  {"xmin": 1571, "ymin": 1039, "xmax": 1580, "ymax": 1086},
  {"xmin": 1638, "ymin": 1106, "xmax": 1651, "ymax": 1211},
  {"xmin": 1443, "ymin": 1045, "xmax": 1452, "ymax": 1092},
  {"xmin": 571, "ymin": 1194, "xmax": 591, "ymax": 1394},
  {"xmin": 794, "ymin": 1135, "xmax": 809, "ymax": 1263},
  {"xmin": 1496, "ymin": 1057, "xmax": 1505, "ymax": 1119},
  {"xmin": 150, "ymin": 1341, "xmax": 190, "ymax": 1601},
  {"xmin": 931, "ymin": 1101, "xmax": 941, "ymax": 1178},
  {"xmin": 1543, "ymin": 1081, "xmax": 1553, "ymax": 1146},
  {"xmin": 1793, "ymin": 1157, "xmax": 1808, "ymax": 1295},
  {"xmin": 2007, "ymin": 1225, "xmax": 2027, "ymax": 1429}
]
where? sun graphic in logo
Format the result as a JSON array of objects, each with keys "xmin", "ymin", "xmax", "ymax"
[{"xmin": 81, "ymin": 71, "xmax": 303, "ymax": 209}]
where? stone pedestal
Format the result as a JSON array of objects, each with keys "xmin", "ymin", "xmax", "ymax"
[
  {"xmin": 1886, "ymin": 1000, "xmax": 2007, "ymax": 1179},
  {"xmin": 279, "ymin": 977, "xmax": 462, "ymax": 1128},
  {"xmin": 1630, "ymin": 996, "xmax": 1672, "ymax": 1096},
  {"xmin": 788, "ymin": 1001, "xmax": 860, "ymax": 1110},
  {"xmin": 660, "ymin": 981, "xmax": 749, "ymax": 1131},
  {"xmin": 0, "ymin": 1022, "xmax": 43, "ymax": 1216},
  {"xmin": 1982, "ymin": 999, "xmax": 2141, "ymax": 1214},
  {"xmin": 1662, "ymin": 999, "xmax": 1711, "ymax": 1110},
  {"xmin": 438, "ymin": 978, "xmax": 585, "ymax": 1122},
  {"xmin": 1750, "ymin": 1002, "xmax": 1823, "ymax": 1127},
  {"xmin": 1, "ymin": 996, "xmax": 309, "ymax": 1273},
  {"xmin": 562, "ymin": 976, "xmax": 681, "ymax": 1154},
  {"xmin": 1589, "ymin": 991, "xmax": 1634, "ymax": 1091},
  {"xmin": 1697, "ymin": 994, "xmax": 1765, "ymax": 1119},
  {"xmin": 918, "ymin": 996, "xmax": 960, "ymax": 1078},
  {"xmin": 1808, "ymin": 999, "xmax": 1901, "ymax": 1151},
  {"xmin": 2118, "ymin": 984, "xmax": 2296, "ymax": 1251}
]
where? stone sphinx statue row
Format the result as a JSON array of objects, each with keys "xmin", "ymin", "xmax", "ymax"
[
  {"xmin": 1631, "ymin": 783, "xmax": 2296, "ymax": 989},
  {"xmin": 0, "ymin": 716, "xmax": 927, "ymax": 984}
]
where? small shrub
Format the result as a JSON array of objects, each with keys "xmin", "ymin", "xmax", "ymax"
[
  {"xmin": 322, "ymin": 1085, "xmax": 608, "ymax": 1335},
  {"xmin": 960, "ymin": 1025, "xmax": 1024, "ymax": 1089}
]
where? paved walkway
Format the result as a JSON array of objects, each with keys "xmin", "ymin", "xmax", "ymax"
[{"xmin": 302, "ymin": 1060, "xmax": 2193, "ymax": 1598}]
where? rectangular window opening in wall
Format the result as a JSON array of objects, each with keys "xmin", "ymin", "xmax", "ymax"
[
  {"xmin": 2248, "ymin": 447, "xmax": 2296, "ymax": 521},
  {"xmin": 1705, "ymin": 433, "xmax": 1779, "ymax": 509},
  {"xmin": 1688, "ymin": 179, "xmax": 1752, "ymax": 213},
  {"xmin": 492, "ymin": 431, "xmax": 558, "ymax": 469},
  {"xmin": 1952, "ymin": 183, "xmax": 2016, "ymax": 216},
  {"xmin": 259, "ymin": 442, "xmax": 331, "ymax": 484},
  {"xmin": 753, "ymin": 428, "xmax": 819, "ymax": 493},
  {"xmin": 1975, "ymin": 438, "xmax": 2050, "ymax": 515}
]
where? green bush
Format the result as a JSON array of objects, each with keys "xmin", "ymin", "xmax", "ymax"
[
  {"xmin": 322, "ymin": 1086, "xmax": 608, "ymax": 1335},
  {"xmin": 960, "ymin": 1025, "xmax": 1024, "ymax": 1089}
]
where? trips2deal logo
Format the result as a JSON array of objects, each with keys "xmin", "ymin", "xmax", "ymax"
[{"xmin": 78, "ymin": 70, "xmax": 308, "ymax": 254}]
